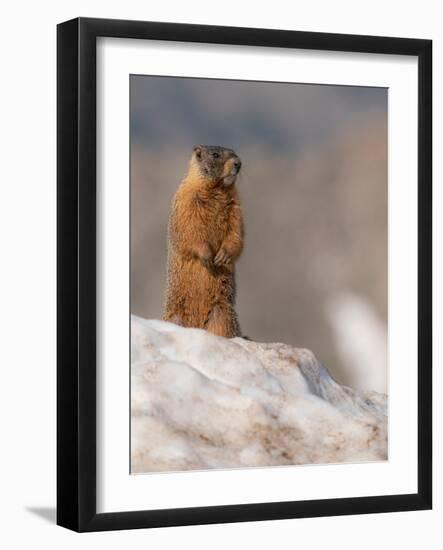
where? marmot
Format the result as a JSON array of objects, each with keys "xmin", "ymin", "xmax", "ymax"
[{"xmin": 163, "ymin": 145, "xmax": 244, "ymax": 338}]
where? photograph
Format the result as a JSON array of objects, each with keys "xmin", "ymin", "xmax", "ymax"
[
  {"xmin": 130, "ymin": 75, "xmax": 389, "ymax": 474},
  {"xmin": 0, "ymin": 0, "xmax": 436, "ymax": 543}
]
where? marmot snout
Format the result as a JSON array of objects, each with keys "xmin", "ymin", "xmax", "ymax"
[{"xmin": 163, "ymin": 145, "xmax": 244, "ymax": 338}]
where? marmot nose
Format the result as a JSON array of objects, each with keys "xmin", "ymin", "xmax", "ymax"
[{"xmin": 233, "ymin": 159, "xmax": 242, "ymax": 172}]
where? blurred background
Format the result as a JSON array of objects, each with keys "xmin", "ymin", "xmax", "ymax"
[{"xmin": 130, "ymin": 75, "xmax": 387, "ymax": 393}]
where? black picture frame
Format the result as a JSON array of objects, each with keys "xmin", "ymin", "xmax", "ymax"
[{"xmin": 57, "ymin": 17, "xmax": 432, "ymax": 532}]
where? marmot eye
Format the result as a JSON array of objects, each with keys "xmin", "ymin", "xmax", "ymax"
[{"xmin": 212, "ymin": 152, "xmax": 220, "ymax": 159}]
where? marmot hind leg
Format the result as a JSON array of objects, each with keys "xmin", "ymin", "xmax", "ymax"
[
  {"xmin": 205, "ymin": 303, "xmax": 240, "ymax": 338},
  {"xmin": 163, "ymin": 312, "xmax": 185, "ymax": 327}
]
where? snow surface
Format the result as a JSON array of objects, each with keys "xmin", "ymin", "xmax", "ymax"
[{"xmin": 131, "ymin": 315, "xmax": 387, "ymax": 473}]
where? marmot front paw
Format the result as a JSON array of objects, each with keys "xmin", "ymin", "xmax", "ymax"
[
  {"xmin": 214, "ymin": 247, "xmax": 232, "ymax": 266},
  {"xmin": 195, "ymin": 242, "xmax": 214, "ymax": 269}
]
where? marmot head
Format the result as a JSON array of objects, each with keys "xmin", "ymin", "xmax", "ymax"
[{"xmin": 190, "ymin": 145, "xmax": 242, "ymax": 187}]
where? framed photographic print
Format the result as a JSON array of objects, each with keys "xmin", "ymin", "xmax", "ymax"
[{"xmin": 57, "ymin": 17, "xmax": 432, "ymax": 531}]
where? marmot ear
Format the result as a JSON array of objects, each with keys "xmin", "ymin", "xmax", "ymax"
[{"xmin": 193, "ymin": 145, "xmax": 202, "ymax": 160}]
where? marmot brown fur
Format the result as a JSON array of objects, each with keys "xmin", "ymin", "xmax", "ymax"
[{"xmin": 163, "ymin": 145, "xmax": 244, "ymax": 338}]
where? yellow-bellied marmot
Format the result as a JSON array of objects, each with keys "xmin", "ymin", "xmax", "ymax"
[{"xmin": 163, "ymin": 145, "xmax": 244, "ymax": 338}]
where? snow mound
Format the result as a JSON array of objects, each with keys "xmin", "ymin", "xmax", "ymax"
[{"xmin": 131, "ymin": 315, "xmax": 387, "ymax": 473}]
